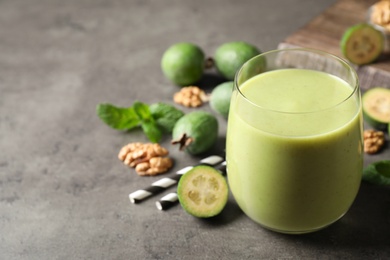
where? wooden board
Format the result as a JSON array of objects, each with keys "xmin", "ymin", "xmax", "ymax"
[{"xmin": 278, "ymin": 0, "xmax": 390, "ymax": 91}]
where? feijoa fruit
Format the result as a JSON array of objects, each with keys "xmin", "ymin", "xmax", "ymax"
[
  {"xmin": 177, "ymin": 165, "xmax": 228, "ymax": 218},
  {"xmin": 340, "ymin": 23, "xmax": 384, "ymax": 65},
  {"xmin": 210, "ymin": 81, "xmax": 234, "ymax": 118},
  {"xmin": 214, "ymin": 41, "xmax": 261, "ymax": 80},
  {"xmin": 161, "ymin": 42, "xmax": 205, "ymax": 86},
  {"xmin": 172, "ymin": 111, "xmax": 218, "ymax": 155},
  {"xmin": 362, "ymin": 87, "xmax": 390, "ymax": 130}
]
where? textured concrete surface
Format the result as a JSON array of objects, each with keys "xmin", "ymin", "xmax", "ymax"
[{"xmin": 1, "ymin": 0, "xmax": 390, "ymax": 259}]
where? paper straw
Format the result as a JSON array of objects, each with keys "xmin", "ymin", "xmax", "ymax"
[
  {"xmin": 128, "ymin": 155, "xmax": 224, "ymax": 204},
  {"xmin": 155, "ymin": 160, "xmax": 227, "ymax": 210},
  {"xmin": 155, "ymin": 193, "xmax": 178, "ymax": 210}
]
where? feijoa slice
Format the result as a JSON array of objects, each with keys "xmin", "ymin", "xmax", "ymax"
[
  {"xmin": 340, "ymin": 23, "xmax": 384, "ymax": 65},
  {"xmin": 177, "ymin": 165, "xmax": 228, "ymax": 218},
  {"xmin": 161, "ymin": 42, "xmax": 205, "ymax": 86},
  {"xmin": 362, "ymin": 160, "xmax": 390, "ymax": 185},
  {"xmin": 172, "ymin": 111, "xmax": 218, "ymax": 155},
  {"xmin": 362, "ymin": 87, "xmax": 390, "ymax": 130}
]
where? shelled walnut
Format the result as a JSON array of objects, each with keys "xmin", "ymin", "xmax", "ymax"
[
  {"xmin": 118, "ymin": 142, "xmax": 173, "ymax": 176},
  {"xmin": 370, "ymin": 0, "xmax": 390, "ymax": 31},
  {"xmin": 173, "ymin": 86, "xmax": 209, "ymax": 107},
  {"xmin": 363, "ymin": 129, "xmax": 386, "ymax": 154}
]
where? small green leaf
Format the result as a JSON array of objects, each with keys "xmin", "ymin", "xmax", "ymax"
[
  {"xmin": 96, "ymin": 103, "xmax": 140, "ymax": 130},
  {"xmin": 97, "ymin": 101, "xmax": 181, "ymax": 143},
  {"xmin": 141, "ymin": 121, "xmax": 163, "ymax": 143},
  {"xmin": 150, "ymin": 102, "xmax": 185, "ymax": 133},
  {"xmin": 133, "ymin": 101, "xmax": 152, "ymax": 121},
  {"xmin": 362, "ymin": 160, "xmax": 390, "ymax": 185}
]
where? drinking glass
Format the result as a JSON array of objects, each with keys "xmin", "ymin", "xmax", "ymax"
[{"xmin": 226, "ymin": 48, "xmax": 363, "ymax": 234}]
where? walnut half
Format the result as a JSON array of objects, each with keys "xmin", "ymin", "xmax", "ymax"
[
  {"xmin": 364, "ymin": 129, "xmax": 386, "ymax": 154},
  {"xmin": 173, "ymin": 86, "xmax": 209, "ymax": 108},
  {"xmin": 370, "ymin": 0, "xmax": 390, "ymax": 31},
  {"xmin": 118, "ymin": 142, "xmax": 173, "ymax": 176}
]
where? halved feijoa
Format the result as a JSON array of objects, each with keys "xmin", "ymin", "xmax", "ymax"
[
  {"xmin": 362, "ymin": 87, "xmax": 390, "ymax": 129},
  {"xmin": 177, "ymin": 165, "xmax": 228, "ymax": 218},
  {"xmin": 341, "ymin": 23, "xmax": 384, "ymax": 65}
]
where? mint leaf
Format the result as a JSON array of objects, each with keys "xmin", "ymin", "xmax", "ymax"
[
  {"xmin": 141, "ymin": 121, "xmax": 163, "ymax": 143},
  {"xmin": 150, "ymin": 102, "xmax": 184, "ymax": 133},
  {"xmin": 96, "ymin": 103, "xmax": 140, "ymax": 130},
  {"xmin": 97, "ymin": 101, "xmax": 181, "ymax": 143},
  {"xmin": 133, "ymin": 101, "xmax": 152, "ymax": 121},
  {"xmin": 133, "ymin": 101, "xmax": 163, "ymax": 143},
  {"xmin": 363, "ymin": 160, "xmax": 390, "ymax": 185}
]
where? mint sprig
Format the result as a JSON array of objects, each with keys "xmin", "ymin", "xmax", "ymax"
[
  {"xmin": 133, "ymin": 101, "xmax": 153, "ymax": 121},
  {"xmin": 96, "ymin": 104, "xmax": 139, "ymax": 130},
  {"xmin": 362, "ymin": 160, "xmax": 390, "ymax": 185},
  {"xmin": 140, "ymin": 120, "xmax": 163, "ymax": 143},
  {"xmin": 96, "ymin": 101, "xmax": 184, "ymax": 143},
  {"xmin": 133, "ymin": 101, "xmax": 161, "ymax": 143},
  {"xmin": 150, "ymin": 102, "xmax": 185, "ymax": 133}
]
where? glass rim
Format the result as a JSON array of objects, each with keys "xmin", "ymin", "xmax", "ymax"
[{"xmin": 234, "ymin": 48, "xmax": 360, "ymax": 115}]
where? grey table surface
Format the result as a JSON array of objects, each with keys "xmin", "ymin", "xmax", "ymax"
[{"xmin": 2, "ymin": 0, "xmax": 390, "ymax": 259}]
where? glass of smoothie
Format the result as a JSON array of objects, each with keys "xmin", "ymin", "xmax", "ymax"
[{"xmin": 226, "ymin": 48, "xmax": 363, "ymax": 234}]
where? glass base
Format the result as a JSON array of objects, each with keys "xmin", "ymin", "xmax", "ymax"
[
  {"xmin": 258, "ymin": 223, "xmax": 331, "ymax": 235},
  {"xmin": 251, "ymin": 213, "xmax": 347, "ymax": 235}
]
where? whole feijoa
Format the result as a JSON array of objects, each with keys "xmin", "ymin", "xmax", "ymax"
[
  {"xmin": 214, "ymin": 41, "xmax": 261, "ymax": 80},
  {"xmin": 210, "ymin": 81, "xmax": 234, "ymax": 118},
  {"xmin": 172, "ymin": 111, "xmax": 218, "ymax": 155},
  {"xmin": 161, "ymin": 42, "xmax": 205, "ymax": 86}
]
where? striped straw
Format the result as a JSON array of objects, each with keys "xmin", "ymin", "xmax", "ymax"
[
  {"xmin": 155, "ymin": 193, "xmax": 178, "ymax": 210},
  {"xmin": 156, "ymin": 160, "xmax": 227, "ymax": 210},
  {"xmin": 129, "ymin": 155, "xmax": 224, "ymax": 204}
]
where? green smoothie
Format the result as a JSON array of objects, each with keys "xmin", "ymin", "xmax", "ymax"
[{"xmin": 226, "ymin": 68, "xmax": 363, "ymax": 234}]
